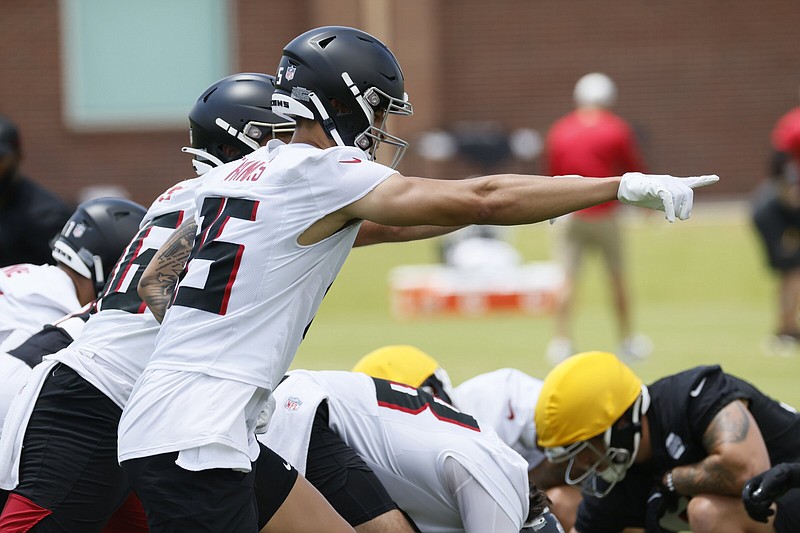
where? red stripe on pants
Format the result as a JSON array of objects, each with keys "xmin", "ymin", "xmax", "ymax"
[{"xmin": 0, "ymin": 493, "xmax": 52, "ymax": 532}]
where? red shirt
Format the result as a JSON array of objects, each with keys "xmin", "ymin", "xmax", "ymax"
[
  {"xmin": 545, "ymin": 109, "xmax": 645, "ymax": 218},
  {"xmin": 772, "ymin": 106, "xmax": 800, "ymax": 164}
]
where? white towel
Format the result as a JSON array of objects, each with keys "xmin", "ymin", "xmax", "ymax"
[
  {"xmin": 0, "ymin": 359, "xmax": 58, "ymax": 490},
  {"xmin": 258, "ymin": 373, "xmax": 327, "ymax": 474}
]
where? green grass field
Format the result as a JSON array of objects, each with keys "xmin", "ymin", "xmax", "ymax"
[{"xmin": 292, "ymin": 201, "xmax": 800, "ymax": 408}]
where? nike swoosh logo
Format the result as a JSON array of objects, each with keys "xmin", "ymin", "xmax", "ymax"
[
  {"xmin": 647, "ymin": 492, "xmax": 662, "ymax": 503},
  {"xmin": 282, "ymin": 461, "xmax": 292, "ymax": 471},
  {"xmin": 689, "ymin": 378, "xmax": 707, "ymax": 397},
  {"xmin": 339, "ymin": 157, "xmax": 362, "ymax": 164}
]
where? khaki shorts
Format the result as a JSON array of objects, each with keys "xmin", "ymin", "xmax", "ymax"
[{"xmin": 555, "ymin": 214, "xmax": 623, "ymax": 275}]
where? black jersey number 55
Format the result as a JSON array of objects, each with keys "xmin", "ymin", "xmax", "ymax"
[{"xmin": 174, "ymin": 196, "xmax": 259, "ymax": 315}]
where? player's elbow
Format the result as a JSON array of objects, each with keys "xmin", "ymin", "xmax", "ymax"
[{"xmin": 469, "ymin": 187, "xmax": 511, "ymax": 225}]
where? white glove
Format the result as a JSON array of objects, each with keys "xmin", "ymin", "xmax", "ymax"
[{"xmin": 618, "ymin": 172, "xmax": 719, "ymax": 222}]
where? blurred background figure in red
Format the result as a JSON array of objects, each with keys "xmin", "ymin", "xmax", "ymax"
[
  {"xmin": 544, "ymin": 73, "xmax": 652, "ymax": 365},
  {"xmin": 752, "ymin": 82, "xmax": 800, "ymax": 353}
]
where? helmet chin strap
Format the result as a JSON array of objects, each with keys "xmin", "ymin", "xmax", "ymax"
[
  {"xmin": 182, "ymin": 147, "xmax": 225, "ymax": 176},
  {"xmin": 341, "ymin": 72, "xmax": 376, "ymax": 127},
  {"xmin": 602, "ymin": 384, "xmax": 651, "ymax": 477},
  {"xmin": 214, "ymin": 117, "xmax": 261, "ymax": 152},
  {"xmin": 91, "ymin": 255, "xmax": 105, "ymax": 292},
  {"xmin": 309, "ymin": 91, "xmax": 345, "ymax": 147}
]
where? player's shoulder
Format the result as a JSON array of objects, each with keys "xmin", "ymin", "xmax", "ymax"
[
  {"xmin": 650, "ymin": 365, "xmax": 728, "ymax": 402},
  {"xmin": 0, "ymin": 263, "xmax": 61, "ymax": 286},
  {"xmin": 147, "ymin": 177, "xmax": 203, "ymax": 209},
  {"xmin": 0, "ymin": 264, "xmax": 74, "ymax": 304}
]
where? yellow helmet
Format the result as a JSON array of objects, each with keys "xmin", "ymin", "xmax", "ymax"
[
  {"xmin": 352, "ymin": 345, "xmax": 455, "ymax": 404},
  {"xmin": 535, "ymin": 351, "xmax": 642, "ymax": 448},
  {"xmin": 534, "ymin": 351, "xmax": 648, "ymax": 497}
]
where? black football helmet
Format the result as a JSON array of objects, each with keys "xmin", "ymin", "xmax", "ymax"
[
  {"xmin": 185, "ymin": 73, "xmax": 295, "ymax": 174},
  {"xmin": 272, "ymin": 26, "xmax": 413, "ymax": 168},
  {"xmin": 51, "ymin": 197, "xmax": 147, "ymax": 293}
]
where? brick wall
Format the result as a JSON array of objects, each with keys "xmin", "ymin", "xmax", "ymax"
[{"xmin": 1, "ymin": 0, "xmax": 798, "ymax": 207}]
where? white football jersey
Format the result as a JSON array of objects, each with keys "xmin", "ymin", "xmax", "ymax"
[
  {"xmin": 48, "ymin": 178, "xmax": 201, "ymax": 408},
  {"xmin": 453, "ymin": 368, "xmax": 545, "ymax": 470},
  {"xmin": 263, "ymin": 370, "xmax": 530, "ymax": 533},
  {"xmin": 0, "ymin": 264, "xmax": 80, "ymax": 352},
  {"xmin": 0, "ymin": 353, "xmax": 31, "ymax": 428},
  {"xmin": 143, "ymin": 141, "xmax": 394, "ymax": 390},
  {"xmin": 0, "ymin": 304, "xmax": 93, "ymax": 427},
  {"xmin": 118, "ymin": 141, "xmax": 393, "ymax": 467}
]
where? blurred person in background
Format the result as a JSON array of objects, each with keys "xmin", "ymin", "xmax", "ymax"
[
  {"xmin": 544, "ymin": 73, "xmax": 651, "ymax": 365},
  {"xmin": 752, "ymin": 84, "xmax": 800, "ymax": 353},
  {"xmin": 0, "ymin": 115, "xmax": 72, "ymax": 267},
  {"xmin": 534, "ymin": 351, "xmax": 800, "ymax": 533}
]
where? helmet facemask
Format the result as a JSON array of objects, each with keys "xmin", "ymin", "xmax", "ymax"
[
  {"xmin": 185, "ymin": 116, "xmax": 296, "ymax": 175},
  {"xmin": 418, "ymin": 366, "xmax": 455, "ymax": 405},
  {"xmin": 302, "ymin": 74, "xmax": 412, "ymax": 169},
  {"xmin": 342, "ymin": 74, "xmax": 413, "ymax": 169},
  {"xmin": 545, "ymin": 385, "xmax": 650, "ymax": 498}
]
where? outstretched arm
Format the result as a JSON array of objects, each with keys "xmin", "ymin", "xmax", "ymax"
[
  {"xmin": 137, "ymin": 219, "xmax": 197, "ymax": 322},
  {"xmin": 354, "ymin": 221, "xmax": 465, "ymax": 247},
  {"xmin": 344, "ymin": 172, "xmax": 718, "ymax": 230}
]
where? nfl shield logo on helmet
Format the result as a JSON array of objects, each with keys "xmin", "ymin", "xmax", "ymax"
[
  {"xmin": 286, "ymin": 65, "xmax": 296, "ymax": 81},
  {"xmin": 285, "ymin": 396, "xmax": 302, "ymax": 411}
]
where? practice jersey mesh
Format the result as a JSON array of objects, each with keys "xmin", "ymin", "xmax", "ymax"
[
  {"xmin": 143, "ymin": 141, "xmax": 394, "ymax": 392},
  {"xmin": 0, "ymin": 264, "xmax": 80, "ymax": 352},
  {"xmin": 49, "ymin": 177, "xmax": 200, "ymax": 408},
  {"xmin": 265, "ymin": 370, "xmax": 530, "ymax": 533}
]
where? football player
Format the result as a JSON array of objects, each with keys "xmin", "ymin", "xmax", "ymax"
[
  {"xmin": 261, "ymin": 369, "xmax": 565, "ymax": 533},
  {"xmin": 534, "ymin": 351, "xmax": 800, "ymax": 533},
  {"xmin": 0, "ymin": 197, "xmax": 145, "ymax": 353},
  {"xmin": 351, "ymin": 345, "xmax": 582, "ymax": 530},
  {"xmin": 0, "ymin": 197, "xmax": 144, "ymax": 425},
  {"xmin": 0, "ymin": 73, "xmax": 354, "ymax": 533},
  {"xmin": 119, "ymin": 25, "xmax": 717, "ymax": 532}
]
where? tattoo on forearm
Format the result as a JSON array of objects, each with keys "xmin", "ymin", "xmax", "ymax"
[
  {"xmin": 674, "ymin": 401, "xmax": 752, "ymax": 496},
  {"xmin": 140, "ymin": 221, "xmax": 196, "ymax": 322},
  {"xmin": 674, "ymin": 457, "xmax": 739, "ymax": 496}
]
